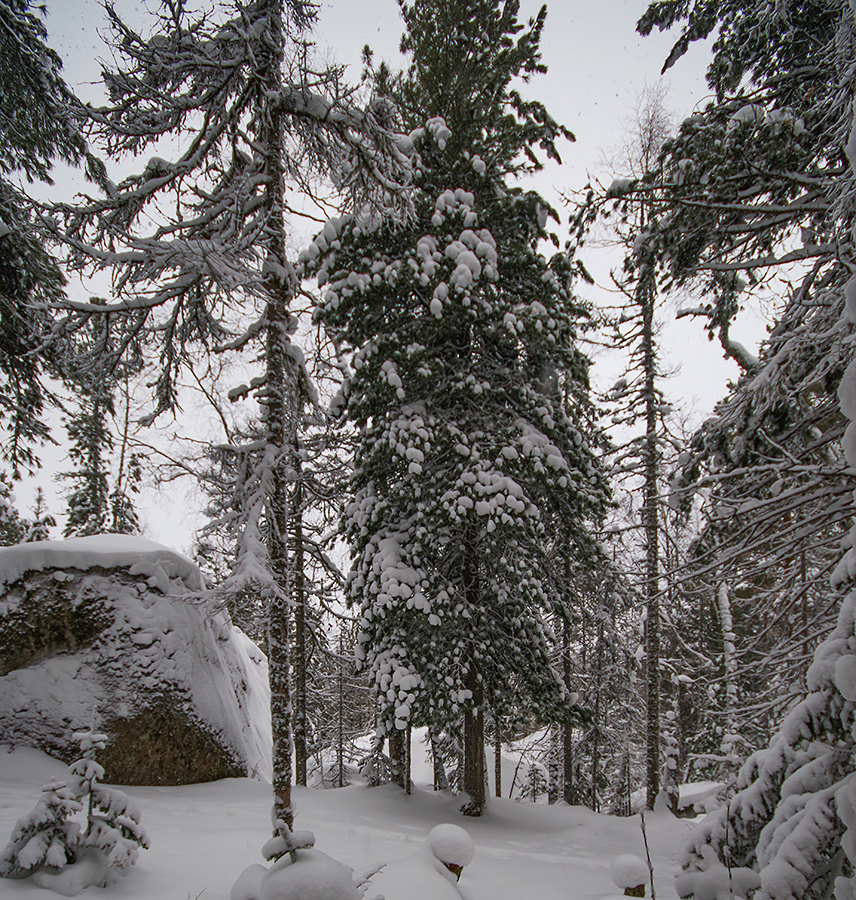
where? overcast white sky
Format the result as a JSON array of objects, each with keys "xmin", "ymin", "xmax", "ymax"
[{"xmin": 33, "ymin": 0, "xmax": 771, "ymax": 550}]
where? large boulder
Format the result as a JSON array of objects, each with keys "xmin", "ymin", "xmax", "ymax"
[{"xmin": 0, "ymin": 535, "xmax": 271, "ymax": 785}]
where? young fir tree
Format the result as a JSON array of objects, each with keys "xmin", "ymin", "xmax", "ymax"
[
  {"xmin": 26, "ymin": 487, "xmax": 56, "ymax": 542},
  {"xmin": 56, "ymin": 0, "xmax": 410, "ymax": 832},
  {"xmin": 307, "ymin": 0, "xmax": 608, "ymax": 816},
  {"xmin": 0, "ymin": 729, "xmax": 149, "ymax": 892}
]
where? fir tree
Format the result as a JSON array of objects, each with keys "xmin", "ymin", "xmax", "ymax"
[
  {"xmin": 59, "ymin": 306, "xmax": 142, "ymax": 538},
  {"xmin": 569, "ymin": 87, "xmax": 683, "ymax": 809},
  {"xmin": 630, "ymin": 0, "xmax": 856, "ymax": 780},
  {"xmin": 0, "ymin": 729, "xmax": 149, "ymax": 892},
  {"xmin": 518, "ymin": 763, "xmax": 548, "ymax": 803},
  {"xmin": 308, "ymin": 0, "xmax": 608, "ymax": 816}
]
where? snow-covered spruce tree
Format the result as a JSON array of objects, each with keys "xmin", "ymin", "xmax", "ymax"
[
  {"xmin": 307, "ymin": 0, "xmax": 608, "ymax": 816},
  {"xmin": 26, "ymin": 487, "xmax": 56, "ymax": 542},
  {"xmin": 647, "ymin": 0, "xmax": 856, "ymax": 759},
  {"xmin": 518, "ymin": 763, "xmax": 548, "ymax": 804},
  {"xmin": 0, "ymin": 729, "xmax": 149, "ymax": 894},
  {"xmin": 55, "ymin": 0, "xmax": 410, "ymax": 831},
  {"xmin": 669, "ymin": 265, "xmax": 855, "ymax": 761},
  {"xmin": 634, "ymin": 0, "xmax": 849, "ymax": 370},
  {"xmin": 0, "ymin": 0, "xmax": 104, "ymax": 474}
]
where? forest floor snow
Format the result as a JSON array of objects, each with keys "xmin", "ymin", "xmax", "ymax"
[{"xmin": 0, "ymin": 746, "xmax": 696, "ymax": 900}]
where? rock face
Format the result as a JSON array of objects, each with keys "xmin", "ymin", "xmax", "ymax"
[{"xmin": 0, "ymin": 535, "xmax": 271, "ymax": 785}]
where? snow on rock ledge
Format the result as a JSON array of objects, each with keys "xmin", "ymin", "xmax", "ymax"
[
  {"xmin": 0, "ymin": 533, "xmax": 205, "ymax": 593},
  {"xmin": 0, "ymin": 535, "xmax": 271, "ymax": 785}
]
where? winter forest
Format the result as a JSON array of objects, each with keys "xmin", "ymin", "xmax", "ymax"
[{"xmin": 2, "ymin": 0, "xmax": 856, "ymax": 897}]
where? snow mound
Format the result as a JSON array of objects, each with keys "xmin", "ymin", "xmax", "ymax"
[
  {"xmin": 360, "ymin": 824, "xmax": 474, "ymax": 900},
  {"xmin": 428, "ymin": 824, "xmax": 474, "ymax": 867},
  {"xmin": 232, "ymin": 850, "xmax": 359, "ymax": 900},
  {"xmin": 610, "ymin": 854, "xmax": 648, "ymax": 890}
]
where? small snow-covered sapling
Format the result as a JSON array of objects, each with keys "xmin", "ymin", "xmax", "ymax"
[{"xmin": 0, "ymin": 729, "xmax": 149, "ymax": 895}]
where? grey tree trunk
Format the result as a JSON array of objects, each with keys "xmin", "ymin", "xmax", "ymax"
[
  {"xmin": 462, "ymin": 535, "xmax": 485, "ymax": 816},
  {"xmin": 639, "ymin": 260, "xmax": 661, "ymax": 811},
  {"xmin": 259, "ymin": 0, "xmax": 300, "ymax": 832},
  {"xmin": 429, "ymin": 728, "xmax": 449, "ymax": 792},
  {"xmin": 495, "ymin": 716, "xmax": 503, "ymax": 799},
  {"xmin": 389, "ymin": 730, "xmax": 406, "ymax": 789},
  {"xmin": 563, "ymin": 609, "xmax": 576, "ymax": 805},
  {"xmin": 293, "ymin": 467, "xmax": 307, "ymax": 787}
]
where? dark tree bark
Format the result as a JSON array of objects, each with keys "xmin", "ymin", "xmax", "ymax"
[
  {"xmin": 293, "ymin": 467, "xmax": 307, "ymax": 787},
  {"xmin": 562, "ymin": 570, "xmax": 576, "ymax": 805},
  {"xmin": 461, "ymin": 534, "xmax": 485, "ymax": 816},
  {"xmin": 260, "ymin": 0, "xmax": 300, "ymax": 831},
  {"xmin": 639, "ymin": 260, "xmax": 661, "ymax": 811},
  {"xmin": 494, "ymin": 715, "xmax": 503, "ymax": 799},
  {"xmin": 389, "ymin": 730, "xmax": 406, "ymax": 790}
]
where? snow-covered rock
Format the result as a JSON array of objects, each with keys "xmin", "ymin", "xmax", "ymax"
[{"xmin": 0, "ymin": 536, "xmax": 271, "ymax": 785}]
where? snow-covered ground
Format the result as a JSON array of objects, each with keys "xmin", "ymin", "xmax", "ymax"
[{"xmin": 0, "ymin": 745, "xmax": 697, "ymax": 899}]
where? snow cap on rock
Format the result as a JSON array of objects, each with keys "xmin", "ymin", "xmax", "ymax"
[
  {"xmin": 610, "ymin": 854, "xmax": 648, "ymax": 891},
  {"xmin": 428, "ymin": 824, "xmax": 474, "ymax": 867}
]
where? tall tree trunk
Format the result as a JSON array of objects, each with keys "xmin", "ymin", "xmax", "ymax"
[
  {"xmin": 337, "ymin": 631, "xmax": 345, "ymax": 788},
  {"xmin": 591, "ymin": 602, "xmax": 605, "ymax": 813},
  {"xmin": 405, "ymin": 725, "xmax": 412, "ymax": 796},
  {"xmin": 640, "ymin": 261, "xmax": 661, "ymax": 811},
  {"xmin": 462, "ymin": 534, "xmax": 485, "ymax": 816},
  {"xmin": 293, "ymin": 465, "xmax": 307, "ymax": 787},
  {"xmin": 548, "ymin": 727, "xmax": 560, "ymax": 805},
  {"xmin": 260, "ymin": 0, "xmax": 299, "ymax": 832},
  {"xmin": 563, "ymin": 607, "xmax": 576, "ymax": 805},
  {"xmin": 429, "ymin": 727, "xmax": 449, "ymax": 792},
  {"xmin": 389, "ymin": 730, "xmax": 405, "ymax": 789},
  {"xmin": 462, "ymin": 660, "xmax": 485, "ymax": 815},
  {"xmin": 494, "ymin": 715, "xmax": 502, "ymax": 799}
]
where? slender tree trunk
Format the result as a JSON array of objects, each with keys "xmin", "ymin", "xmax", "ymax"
[
  {"xmin": 494, "ymin": 715, "xmax": 502, "ymax": 799},
  {"xmin": 462, "ymin": 535, "xmax": 485, "ymax": 816},
  {"xmin": 405, "ymin": 725, "xmax": 412, "ymax": 796},
  {"xmin": 640, "ymin": 260, "xmax": 661, "ymax": 811},
  {"xmin": 548, "ymin": 727, "xmax": 559, "ymax": 805},
  {"xmin": 563, "ymin": 608, "xmax": 575, "ymax": 805},
  {"xmin": 590, "ymin": 591, "xmax": 606, "ymax": 812},
  {"xmin": 260, "ymin": 0, "xmax": 299, "ymax": 831},
  {"xmin": 429, "ymin": 727, "xmax": 449, "ymax": 791},
  {"xmin": 462, "ymin": 660, "xmax": 485, "ymax": 815},
  {"xmin": 337, "ymin": 631, "xmax": 345, "ymax": 788},
  {"xmin": 293, "ymin": 467, "xmax": 307, "ymax": 787},
  {"xmin": 389, "ymin": 730, "xmax": 405, "ymax": 789}
]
